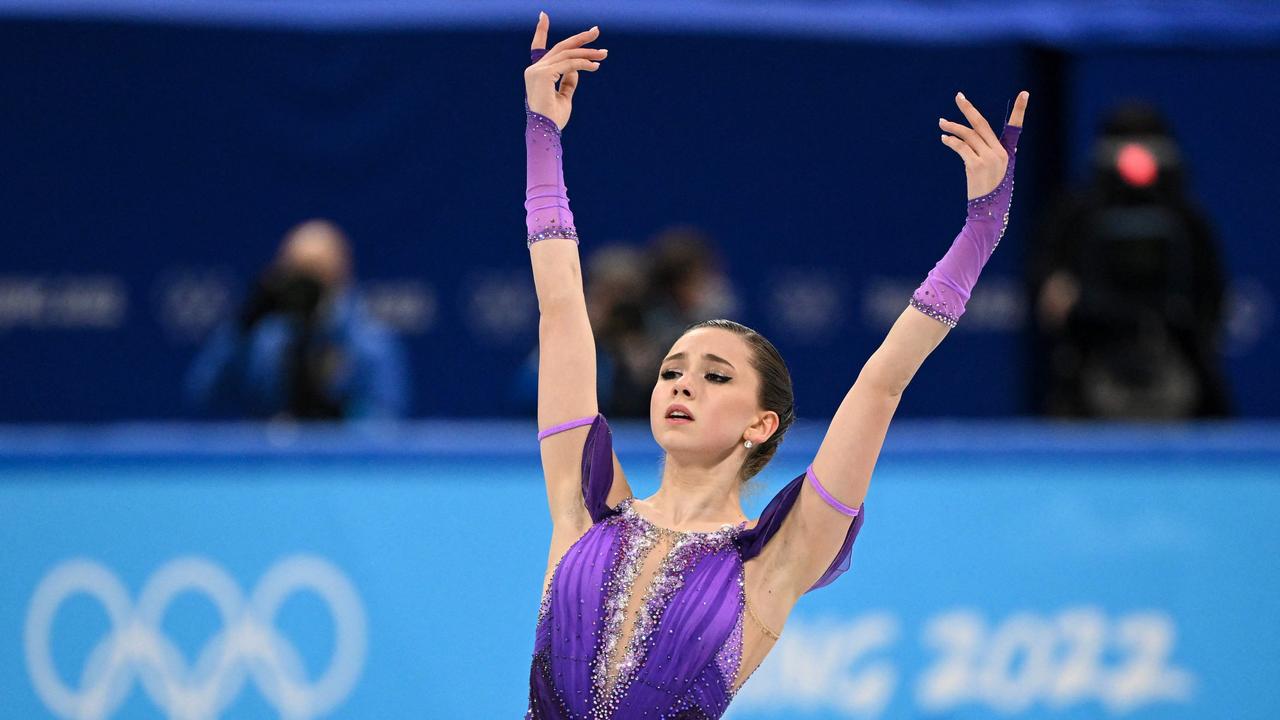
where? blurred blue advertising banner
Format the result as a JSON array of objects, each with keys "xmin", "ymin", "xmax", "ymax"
[{"xmin": 1, "ymin": 421, "xmax": 1277, "ymax": 718}]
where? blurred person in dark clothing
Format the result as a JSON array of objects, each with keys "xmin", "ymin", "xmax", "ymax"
[
  {"xmin": 643, "ymin": 226, "xmax": 738, "ymax": 349},
  {"xmin": 606, "ymin": 226, "xmax": 739, "ymax": 415},
  {"xmin": 1030, "ymin": 102, "xmax": 1230, "ymax": 418},
  {"xmin": 511, "ymin": 243, "xmax": 654, "ymax": 417},
  {"xmin": 186, "ymin": 219, "xmax": 409, "ymax": 420},
  {"xmin": 510, "ymin": 228, "xmax": 738, "ymax": 418},
  {"xmin": 590, "ymin": 245, "xmax": 659, "ymax": 417}
]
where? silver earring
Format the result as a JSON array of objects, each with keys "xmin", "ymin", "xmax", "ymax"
[{"xmin": 744, "ymin": 440, "xmax": 754, "ymax": 449}]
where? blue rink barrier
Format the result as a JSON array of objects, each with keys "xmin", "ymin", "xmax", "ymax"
[{"xmin": 1, "ymin": 420, "xmax": 1278, "ymax": 719}]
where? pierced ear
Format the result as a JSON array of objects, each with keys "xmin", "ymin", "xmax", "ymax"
[{"xmin": 749, "ymin": 410, "xmax": 781, "ymax": 445}]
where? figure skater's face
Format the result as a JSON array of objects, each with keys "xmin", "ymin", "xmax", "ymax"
[{"xmin": 650, "ymin": 327, "xmax": 778, "ymax": 464}]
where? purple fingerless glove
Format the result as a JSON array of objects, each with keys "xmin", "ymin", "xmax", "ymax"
[
  {"xmin": 524, "ymin": 47, "xmax": 578, "ymax": 247},
  {"xmin": 910, "ymin": 124, "xmax": 1023, "ymax": 327}
]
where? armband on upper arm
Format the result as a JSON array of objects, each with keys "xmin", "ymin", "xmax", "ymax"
[
  {"xmin": 537, "ymin": 415, "xmax": 597, "ymax": 441},
  {"xmin": 806, "ymin": 464, "xmax": 861, "ymax": 518}
]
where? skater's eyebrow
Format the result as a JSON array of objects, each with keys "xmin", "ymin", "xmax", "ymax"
[{"xmin": 661, "ymin": 352, "xmax": 736, "ymax": 370}]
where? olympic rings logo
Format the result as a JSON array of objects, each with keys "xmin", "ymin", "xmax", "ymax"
[{"xmin": 24, "ymin": 556, "xmax": 367, "ymax": 719}]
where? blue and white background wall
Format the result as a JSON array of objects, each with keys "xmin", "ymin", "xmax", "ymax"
[
  {"xmin": 1, "ymin": 0, "xmax": 1278, "ymax": 420},
  {"xmin": 2, "ymin": 422, "xmax": 1278, "ymax": 718}
]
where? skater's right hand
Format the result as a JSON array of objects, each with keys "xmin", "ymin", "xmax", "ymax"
[
  {"xmin": 524, "ymin": 12, "xmax": 607, "ymax": 131},
  {"xmin": 939, "ymin": 91, "xmax": 1029, "ymax": 200}
]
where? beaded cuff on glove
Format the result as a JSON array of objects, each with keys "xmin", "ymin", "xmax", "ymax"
[
  {"xmin": 910, "ymin": 124, "xmax": 1021, "ymax": 328},
  {"xmin": 908, "ymin": 292, "xmax": 961, "ymax": 328}
]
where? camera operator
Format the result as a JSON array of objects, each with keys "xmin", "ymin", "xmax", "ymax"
[
  {"xmin": 185, "ymin": 219, "xmax": 408, "ymax": 420},
  {"xmin": 1029, "ymin": 103, "xmax": 1230, "ymax": 418}
]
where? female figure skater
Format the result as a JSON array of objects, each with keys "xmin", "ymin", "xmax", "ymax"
[{"xmin": 523, "ymin": 14, "xmax": 1029, "ymax": 719}]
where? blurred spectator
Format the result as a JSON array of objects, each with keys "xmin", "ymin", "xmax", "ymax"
[
  {"xmin": 643, "ymin": 226, "xmax": 738, "ymax": 348},
  {"xmin": 604, "ymin": 226, "xmax": 737, "ymax": 416},
  {"xmin": 510, "ymin": 226, "xmax": 738, "ymax": 418},
  {"xmin": 185, "ymin": 219, "xmax": 409, "ymax": 420},
  {"xmin": 510, "ymin": 242, "xmax": 651, "ymax": 417},
  {"xmin": 1030, "ymin": 102, "xmax": 1230, "ymax": 418},
  {"xmin": 589, "ymin": 244, "xmax": 657, "ymax": 417}
]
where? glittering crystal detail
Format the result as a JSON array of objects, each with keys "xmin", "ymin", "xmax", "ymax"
[
  {"xmin": 965, "ymin": 155, "xmax": 1016, "ymax": 252},
  {"xmin": 525, "ymin": 104, "xmax": 562, "ymax": 138},
  {"xmin": 528, "ymin": 651, "xmax": 574, "ymax": 719},
  {"xmin": 572, "ymin": 498, "xmax": 748, "ymax": 717},
  {"xmin": 535, "ymin": 551, "xmax": 567, "ymax": 629},
  {"xmin": 592, "ymin": 504, "xmax": 658, "ymax": 701},
  {"xmin": 714, "ymin": 592, "xmax": 746, "ymax": 691},
  {"xmin": 609, "ymin": 502, "xmax": 744, "ymax": 700},
  {"xmin": 527, "ymin": 226, "xmax": 580, "ymax": 246},
  {"xmin": 909, "ymin": 295, "xmax": 958, "ymax": 328}
]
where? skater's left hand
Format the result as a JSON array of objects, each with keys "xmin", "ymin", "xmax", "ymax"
[
  {"xmin": 939, "ymin": 91, "xmax": 1029, "ymax": 199},
  {"xmin": 525, "ymin": 13, "xmax": 608, "ymax": 131}
]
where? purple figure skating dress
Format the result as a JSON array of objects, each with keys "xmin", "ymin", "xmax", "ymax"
[{"xmin": 527, "ymin": 416, "xmax": 863, "ymax": 719}]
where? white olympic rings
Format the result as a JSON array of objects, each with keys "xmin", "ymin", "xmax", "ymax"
[{"xmin": 24, "ymin": 555, "xmax": 367, "ymax": 720}]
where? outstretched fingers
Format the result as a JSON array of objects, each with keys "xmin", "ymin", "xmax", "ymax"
[
  {"xmin": 940, "ymin": 134, "xmax": 980, "ymax": 165},
  {"xmin": 530, "ymin": 16, "xmax": 604, "ymax": 72},
  {"xmin": 531, "ymin": 11, "xmax": 549, "ymax": 50},
  {"xmin": 540, "ymin": 58, "xmax": 602, "ymax": 77},
  {"xmin": 1000, "ymin": 91, "xmax": 1030, "ymax": 154},
  {"xmin": 939, "ymin": 89, "xmax": 1028, "ymax": 196},
  {"xmin": 938, "ymin": 118, "xmax": 986, "ymax": 155},
  {"xmin": 1007, "ymin": 90, "xmax": 1030, "ymax": 129},
  {"xmin": 954, "ymin": 92, "xmax": 1000, "ymax": 149},
  {"xmin": 545, "ymin": 25, "xmax": 601, "ymax": 61},
  {"xmin": 543, "ymin": 48, "xmax": 608, "ymax": 63}
]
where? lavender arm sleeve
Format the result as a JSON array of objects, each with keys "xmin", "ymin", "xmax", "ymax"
[
  {"xmin": 910, "ymin": 124, "xmax": 1023, "ymax": 327},
  {"xmin": 524, "ymin": 47, "xmax": 578, "ymax": 246}
]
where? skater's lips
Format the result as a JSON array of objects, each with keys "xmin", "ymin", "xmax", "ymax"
[{"xmin": 665, "ymin": 399, "xmax": 696, "ymax": 417}]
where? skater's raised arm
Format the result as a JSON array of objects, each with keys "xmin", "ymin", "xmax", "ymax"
[
  {"xmin": 780, "ymin": 92, "xmax": 1030, "ymax": 594},
  {"xmin": 522, "ymin": 15, "xmax": 627, "ymax": 533}
]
